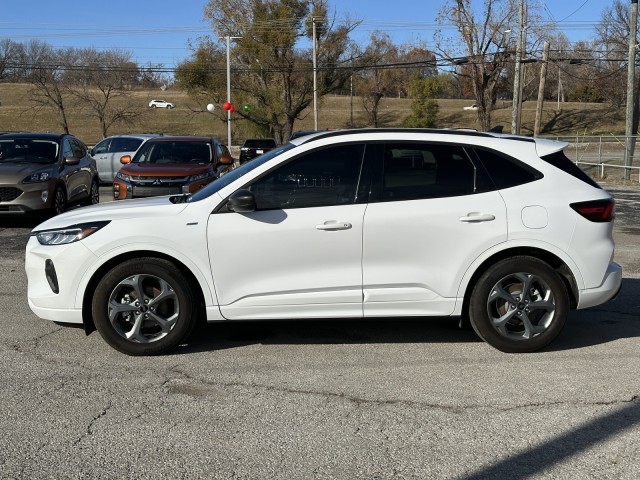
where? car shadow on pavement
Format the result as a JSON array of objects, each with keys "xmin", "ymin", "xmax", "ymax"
[
  {"xmin": 0, "ymin": 216, "xmax": 44, "ymax": 229},
  {"xmin": 547, "ymin": 277, "xmax": 640, "ymax": 352},
  {"xmin": 180, "ymin": 317, "xmax": 483, "ymax": 354},
  {"xmin": 178, "ymin": 278, "xmax": 640, "ymax": 355}
]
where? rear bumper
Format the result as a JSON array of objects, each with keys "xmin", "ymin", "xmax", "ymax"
[{"xmin": 576, "ymin": 262, "xmax": 623, "ymax": 309}]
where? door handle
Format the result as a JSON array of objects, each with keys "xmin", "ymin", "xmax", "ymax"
[
  {"xmin": 459, "ymin": 212, "xmax": 496, "ymax": 223},
  {"xmin": 316, "ymin": 221, "xmax": 352, "ymax": 231}
]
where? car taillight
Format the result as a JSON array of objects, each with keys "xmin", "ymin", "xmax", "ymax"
[{"xmin": 570, "ymin": 198, "xmax": 615, "ymax": 222}]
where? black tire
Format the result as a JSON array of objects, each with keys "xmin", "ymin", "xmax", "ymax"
[
  {"xmin": 92, "ymin": 257, "xmax": 197, "ymax": 356},
  {"xmin": 85, "ymin": 179, "xmax": 100, "ymax": 206},
  {"xmin": 468, "ymin": 256, "xmax": 569, "ymax": 353},
  {"xmin": 52, "ymin": 187, "xmax": 66, "ymax": 216}
]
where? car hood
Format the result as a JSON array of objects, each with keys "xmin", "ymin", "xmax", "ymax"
[
  {"xmin": 32, "ymin": 196, "xmax": 189, "ymax": 231},
  {"xmin": 0, "ymin": 162, "xmax": 52, "ymax": 182},
  {"xmin": 120, "ymin": 163, "xmax": 211, "ymax": 176}
]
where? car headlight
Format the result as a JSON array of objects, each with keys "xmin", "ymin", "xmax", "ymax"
[
  {"xmin": 115, "ymin": 171, "xmax": 132, "ymax": 182},
  {"xmin": 33, "ymin": 221, "xmax": 110, "ymax": 245},
  {"xmin": 22, "ymin": 171, "xmax": 52, "ymax": 183},
  {"xmin": 189, "ymin": 172, "xmax": 211, "ymax": 182}
]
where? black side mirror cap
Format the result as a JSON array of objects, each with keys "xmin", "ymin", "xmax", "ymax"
[{"xmin": 227, "ymin": 189, "xmax": 256, "ymax": 213}]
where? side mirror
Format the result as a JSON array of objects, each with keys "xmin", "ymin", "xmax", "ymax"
[
  {"xmin": 64, "ymin": 156, "xmax": 80, "ymax": 166},
  {"xmin": 227, "ymin": 189, "xmax": 256, "ymax": 213},
  {"xmin": 120, "ymin": 155, "xmax": 132, "ymax": 165},
  {"xmin": 219, "ymin": 154, "xmax": 234, "ymax": 165}
]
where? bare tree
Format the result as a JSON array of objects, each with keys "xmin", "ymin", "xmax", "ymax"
[
  {"xmin": 69, "ymin": 49, "xmax": 141, "ymax": 138},
  {"xmin": 356, "ymin": 32, "xmax": 398, "ymax": 127},
  {"xmin": 436, "ymin": 0, "xmax": 518, "ymax": 131},
  {"xmin": 597, "ymin": 0, "xmax": 638, "ymax": 111},
  {"xmin": 28, "ymin": 45, "xmax": 78, "ymax": 133},
  {"xmin": 0, "ymin": 39, "xmax": 21, "ymax": 80}
]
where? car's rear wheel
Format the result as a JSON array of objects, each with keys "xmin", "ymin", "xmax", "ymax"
[
  {"xmin": 468, "ymin": 256, "xmax": 569, "ymax": 353},
  {"xmin": 92, "ymin": 258, "xmax": 197, "ymax": 356},
  {"xmin": 85, "ymin": 180, "xmax": 99, "ymax": 206}
]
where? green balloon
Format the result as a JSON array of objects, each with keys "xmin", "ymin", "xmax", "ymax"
[{"xmin": 243, "ymin": 104, "xmax": 252, "ymax": 112}]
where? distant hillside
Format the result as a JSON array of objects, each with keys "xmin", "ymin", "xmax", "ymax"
[{"xmin": 0, "ymin": 83, "xmax": 627, "ymax": 145}]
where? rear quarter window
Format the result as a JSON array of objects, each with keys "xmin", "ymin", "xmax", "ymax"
[
  {"xmin": 539, "ymin": 150, "xmax": 601, "ymax": 189},
  {"xmin": 472, "ymin": 147, "xmax": 542, "ymax": 189}
]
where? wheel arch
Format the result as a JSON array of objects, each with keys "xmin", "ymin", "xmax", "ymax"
[
  {"xmin": 53, "ymin": 181, "xmax": 67, "ymax": 197},
  {"xmin": 461, "ymin": 247, "xmax": 579, "ymax": 317},
  {"xmin": 81, "ymin": 250, "xmax": 207, "ymax": 335}
]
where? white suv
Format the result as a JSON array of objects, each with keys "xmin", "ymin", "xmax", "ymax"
[
  {"xmin": 148, "ymin": 99, "xmax": 175, "ymax": 109},
  {"xmin": 25, "ymin": 129, "xmax": 621, "ymax": 355},
  {"xmin": 89, "ymin": 134, "xmax": 160, "ymax": 182}
]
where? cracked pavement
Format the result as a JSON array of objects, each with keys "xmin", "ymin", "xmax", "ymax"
[{"xmin": 0, "ymin": 185, "xmax": 639, "ymax": 479}]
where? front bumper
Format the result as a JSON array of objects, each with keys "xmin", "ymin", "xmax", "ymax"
[
  {"xmin": 0, "ymin": 181, "xmax": 55, "ymax": 213},
  {"xmin": 113, "ymin": 177, "xmax": 214, "ymax": 200},
  {"xmin": 25, "ymin": 236, "xmax": 97, "ymax": 324}
]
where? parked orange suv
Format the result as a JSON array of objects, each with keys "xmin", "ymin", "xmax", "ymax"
[{"xmin": 113, "ymin": 136, "xmax": 234, "ymax": 200}]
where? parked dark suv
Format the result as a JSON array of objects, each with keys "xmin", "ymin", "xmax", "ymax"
[
  {"xmin": 239, "ymin": 138, "xmax": 277, "ymax": 164},
  {"xmin": 0, "ymin": 132, "xmax": 99, "ymax": 215},
  {"xmin": 113, "ymin": 136, "xmax": 234, "ymax": 200}
]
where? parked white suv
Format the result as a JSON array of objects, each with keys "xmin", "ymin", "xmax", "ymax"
[
  {"xmin": 90, "ymin": 134, "xmax": 160, "ymax": 182},
  {"xmin": 25, "ymin": 128, "xmax": 621, "ymax": 355},
  {"xmin": 148, "ymin": 99, "xmax": 175, "ymax": 109}
]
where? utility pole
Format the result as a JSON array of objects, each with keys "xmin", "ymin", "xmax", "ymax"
[
  {"xmin": 511, "ymin": 0, "xmax": 525, "ymax": 135},
  {"xmin": 312, "ymin": 17, "xmax": 318, "ymax": 130},
  {"xmin": 534, "ymin": 42, "xmax": 550, "ymax": 137},
  {"xmin": 349, "ymin": 73, "xmax": 354, "ymax": 127},
  {"xmin": 223, "ymin": 35, "xmax": 241, "ymax": 148},
  {"xmin": 624, "ymin": 0, "xmax": 638, "ymax": 180}
]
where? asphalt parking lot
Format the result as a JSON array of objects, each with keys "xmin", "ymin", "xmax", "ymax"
[{"xmin": 0, "ymin": 184, "xmax": 638, "ymax": 479}]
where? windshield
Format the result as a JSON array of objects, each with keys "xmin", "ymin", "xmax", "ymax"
[
  {"xmin": 133, "ymin": 141, "xmax": 213, "ymax": 164},
  {"xmin": 243, "ymin": 139, "xmax": 277, "ymax": 148},
  {"xmin": 0, "ymin": 139, "xmax": 59, "ymax": 164},
  {"xmin": 188, "ymin": 143, "xmax": 296, "ymax": 203}
]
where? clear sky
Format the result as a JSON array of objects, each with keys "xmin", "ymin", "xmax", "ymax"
[{"xmin": 0, "ymin": 0, "xmax": 605, "ymax": 67}]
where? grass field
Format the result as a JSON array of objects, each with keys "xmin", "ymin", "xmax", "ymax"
[{"xmin": 0, "ymin": 82, "xmax": 630, "ymax": 146}]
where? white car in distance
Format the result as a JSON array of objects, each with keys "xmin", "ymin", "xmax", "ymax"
[
  {"xmin": 148, "ymin": 99, "xmax": 175, "ymax": 109},
  {"xmin": 25, "ymin": 128, "xmax": 622, "ymax": 356}
]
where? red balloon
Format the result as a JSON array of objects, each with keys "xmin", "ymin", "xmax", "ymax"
[
  {"xmin": 222, "ymin": 101, "xmax": 231, "ymax": 111},
  {"xmin": 229, "ymin": 105, "xmax": 235, "ymax": 113}
]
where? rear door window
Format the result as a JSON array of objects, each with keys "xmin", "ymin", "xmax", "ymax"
[{"xmin": 375, "ymin": 143, "xmax": 491, "ymax": 201}]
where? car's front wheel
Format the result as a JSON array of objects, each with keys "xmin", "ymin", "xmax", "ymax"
[
  {"xmin": 468, "ymin": 256, "xmax": 569, "ymax": 353},
  {"xmin": 51, "ymin": 187, "xmax": 66, "ymax": 215},
  {"xmin": 92, "ymin": 257, "xmax": 197, "ymax": 356}
]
